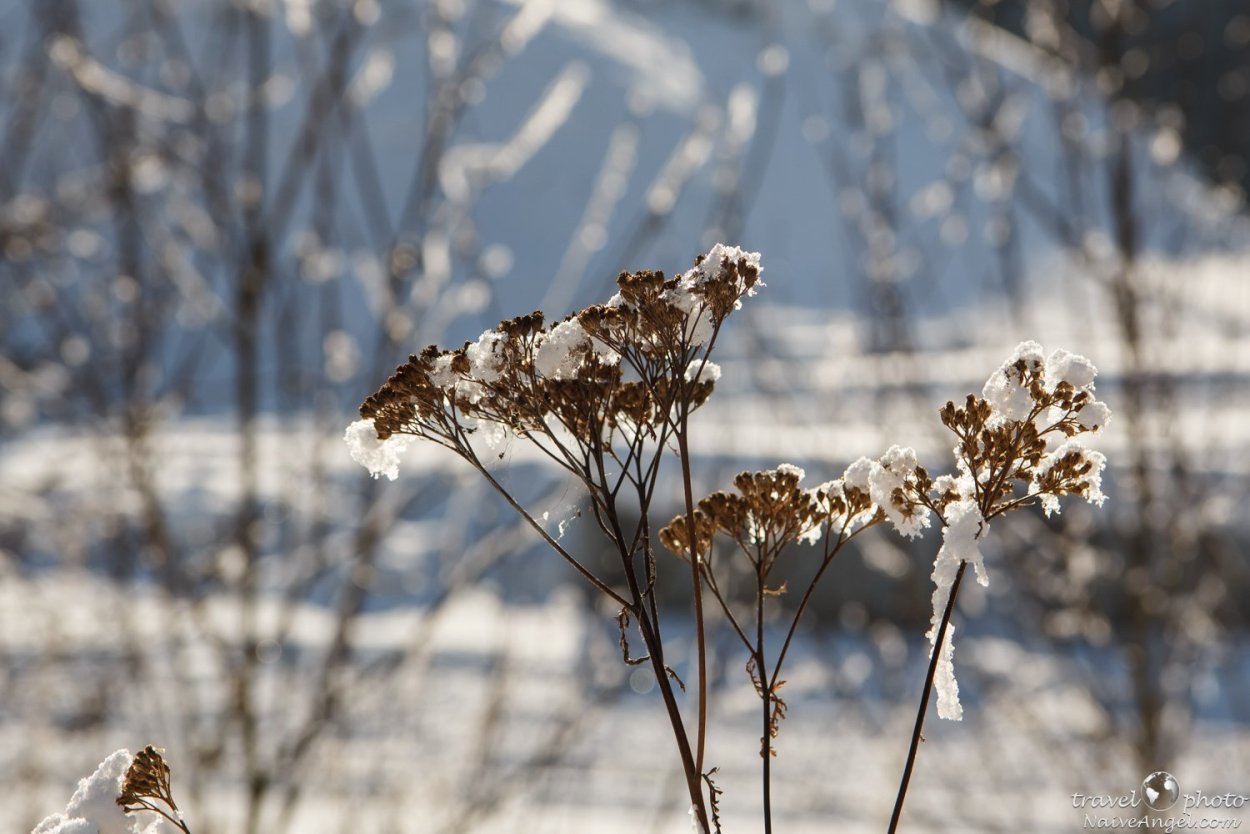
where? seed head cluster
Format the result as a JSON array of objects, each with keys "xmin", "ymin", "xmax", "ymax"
[
  {"xmin": 348, "ymin": 245, "xmax": 762, "ymax": 479},
  {"xmin": 659, "ymin": 341, "xmax": 1112, "ymax": 724},
  {"xmin": 659, "ymin": 463, "xmax": 879, "ymax": 574},
  {"xmin": 116, "ymin": 745, "xmax": 189, "ymax": 831},
  {"xmin": 925, "ymin": 341, "xmax": 1110, "ymax": 522}
]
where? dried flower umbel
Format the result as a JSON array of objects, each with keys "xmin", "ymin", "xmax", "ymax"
[
  {"xmin": 350, "ymin": 244, "xmax": 762, "ymax": 834},
  {"xmin": 659, "ymin": 461, "xmax": 882, "ymax": 827},
  {"xmin": 116, "ymin": 745, "xmax": 192, "ymax": 833},
  {"xmin": 882, "ymin": 341, "xmax": 1111, "ymax": 833}
]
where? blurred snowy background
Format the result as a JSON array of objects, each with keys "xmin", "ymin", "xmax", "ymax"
[{"xmin": 1, "ymin": 0, "xmax": 1248, "ymax": 831}]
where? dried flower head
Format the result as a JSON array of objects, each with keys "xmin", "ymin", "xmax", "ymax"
[
  {"xmin": 658, "ymin": 507, "xmax": 717, "ymax": 561},
  {"xmin": 881, "ymin": 342, "xmax": 1113, "ymax": 721},
  {"xmin": 868, "ymin": 445, "xmax": 932, "ymax": 539},
  {"xmin": 659, "ymin": 461, "xmax": 884, "ymax": 577},
  {"xmin": 117, "ymin": 745, "xmax": 191, "ymax": 832},
  {"xmin": 927, "ymin": 341, "xmax": 1111, "ymax": 521},
  {"xmin": 348, "ymin": 245, "xmax": 762, "ymax": 482},
  {"xmin": 117, "ymin": 746, "xmax": 175, "ymax": 812},
  {"xmin": 660, "ymin": 465, "xmax": 815, "ymax": 565}
]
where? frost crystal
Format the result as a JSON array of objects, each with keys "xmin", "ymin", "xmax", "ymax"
[
  {"xmin": 345, "ymin": 418, "xmax": 412, "ymax": 480},
  {"xmin": 32, "ymin": 749, "xmax": 162, "ymax": 834},
  {"xmin": 982, "ymin": 340, "xmax": 1045, "ymax": 421}
]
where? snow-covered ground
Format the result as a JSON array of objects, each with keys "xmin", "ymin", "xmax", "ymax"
[{"xmin": 6, "ymin": 571, "xmax": 1248, "ymax": 833}]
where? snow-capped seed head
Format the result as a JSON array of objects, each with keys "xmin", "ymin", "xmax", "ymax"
[
  {"xmin": 660, "ymin": 244, "xmax": 765, "ymax": 344},
  {"xmin": 1077, "ymin": 399, "xmax": 1112, "ymax": 430},
  {"xmin": 773, "ymin": 462, "xmax": 805, "ymax": 481},
  {"xmin": 806, "ymin": 475, "xmax": 875, "ymax": 536},
  {"xmin": 684, "ymin": 359, "xmax": 722, "ymax": 383},
  {"xmin": 937, "ymin": 343, "xmax": 1111, "ymax": 521},
  {"xmin": 842, "ymin": 456, "xmax": 874, "ymax": 492},
  {"xmin": 352, "ymin": 247, "xmax": 759, "ymax": 481},
  {"xmin": 534, "ymin": 318, "xmax": 591, "ymax": 379},
  {"xmin": 345, "ymin": 418, "xmax": 412, "ymax": 480},
  {"xmin": 1046, "ymin": 348, "xmax": 1097, "ymax": 390},
  {"xmin": 465, "ymin": 329, "xmax": 507, "ymax": 382},
  {"xmin": 1031, "ymin": 440, "xmax": 1107, "ymax": 514},
  {"xmin": 982, "ymin": 340, "xmax": 1046, "ymax": 421},
  {"xmin": 869, "ymin": 445, "xmax": 931, "ymax": 540},
  {"xmin": 836, "ymin": 456, "xmax": 878, "ymax": 523},
  {"xmin": 684, "ymin": 243, "xmax": 764, "ymax": 301},
  {"xmin": 33, "ymin": 749, "xmax": 138, "ymax": 834}
]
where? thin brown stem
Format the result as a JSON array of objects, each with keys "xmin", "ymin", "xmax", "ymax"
[
  {"xmin": 887, "ymin": 560, "xmax": 968, "ymax": 834},
  {"xmin": 702, "ymin": 566, "xmax": 754, "ymax": 654},
  {"xmin": 464, "ymin": 454, "xmax": 629, "ymax": 608},
  {"xmin": 768, "ymin": 518, "xmax": 872, "ymax": 690},
  {"xmin": 676, "ymin": 417, "xmax": 711, "ymax": 817},
  {"xmin": 629, "ymin": 605, "xmax": 711, "ymax": 833},
  {"xmin": 757, "ymin": 563, "xmax": 773, "ymax": 834},
  {"xmin": 127, "ymin": 800, "xmax": 192, "ymax": 834}
]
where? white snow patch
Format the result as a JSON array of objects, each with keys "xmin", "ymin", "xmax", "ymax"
[
  {"xmin": 33, "ymin": 749, "xmax": 172, "ymax": 834},
  {"xmin": 344, "ymin": 419, "xmax": 413, "ymax": 481}
]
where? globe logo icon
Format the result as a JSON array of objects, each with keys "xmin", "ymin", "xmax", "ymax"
[{"xmin": 1142, "ymin": 772, "xmax": 1180, "ymax": 811}]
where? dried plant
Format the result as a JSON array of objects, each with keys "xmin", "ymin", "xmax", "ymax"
[
  {"xmin": 350, "ymin": 243, "xmax": 762, "ymax": 833},
  {"xmin": 658, "ymin": 462, "xmax": 880, "ymax": 831},
  {"xmin": 117, "ymin": 746, "xmax": 193, "ymax": 834},
  {"xmin": 350, "ymin": 247, "xmax": 1111, "ymax": 833},
  {"xmin": 652, "ymin": 341, "xmax": 1111, "ymax": 832},
  {"xmin": 882, "ymin": 342, "xmax": 1111, "ymax": 832}
]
